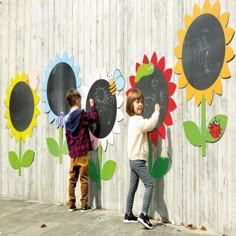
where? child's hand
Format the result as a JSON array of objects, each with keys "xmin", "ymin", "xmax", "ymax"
[
  {"xmin": 89, "ymin": 99, "xmax": 94, "ymax": 107},
  {"xmin": 155, "ymin": 103, "xmax": 160, "ymax": 112}
]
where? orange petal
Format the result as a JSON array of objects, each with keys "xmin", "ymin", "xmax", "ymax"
[
  {"xmin": 219, "ymin": 12, "xmax": 229, "ymax": 28},
  {"xmin": 213, "ymin": 78, "xmax": 222, "ymax": 95},
  {"xmin": 202, "ymin": 0, "xmax": 211, "ymax": 14},
  {"xmin": 178, "ymin": 74, "xmax": 188, "ymax": 88},
  {"xmin": 174, "ymin": 44, "xmax": 182, "ymax": 58},
  {"xmin": 211, "ymin": 0, "xmax": 220, "ymax": 18},
  {"xmin": 193, "ymin": 3, "xmax": 201, "ymax": 18},
  {"xmin": 225, "ymin": 28, "xmax": 235, "ymax": 45},
  {"xmin": 195, "ymin": 91, "xmax": 204, "ymax": 106},
  {"xmin": 186, "ymin": 84, "xmax": 195, "ymax": 101},
  {"xmin": 225, "ymin": 45, "xmax": 235, "ymax": 62},
  {"xmin": 204, "ymin": 88, "xmax": 213, "ymax": 105},
  {"xmin": 220, "ymin": 62, "xmax": 231, "ymax": 78},
  {"xmin": 184, "ymin": 14, "xmax": 192, "ymax": 29},
  {"xmin": 174, "ymin": 60, "xmax": 183, "ymax": 74}
]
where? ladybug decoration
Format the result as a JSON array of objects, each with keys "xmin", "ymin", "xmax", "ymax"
[{"xmin": 209, "ymin": 119, "xmax": 222, "ymax": 139}]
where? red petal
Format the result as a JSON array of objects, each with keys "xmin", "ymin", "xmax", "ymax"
[
  {"xmin": 151, "ymin": 52, "xmax": 158, "ymax": 66},
  {"xmin": 136, "ymin": 63, "xmax": 140, "ymax": 72},
  {"xmin": 157, "ymin": 57, "xmax": 165, "ymax": 71},
  {"xmin": 142, "ymin": 55, "xmax": 149, "ymax": 63},
  {"xmin": 158, "ymin": 124, "xmax": 166, "ymax": 139},
  {"xmin": 126, "ymin": 88, "xmax": 132, "ymax": 96},
  {"xmin": 164, "ymin": 69, "xmax": 172, "ymax": 82},
  {"xmin": 168, "ymin": 98, "xmax": 177, "ymax": 112},
  {"xmin": 129, "ymin": 75, "xmax": 136, "ymax": 87},
  {"xmin": 164, "ymin": 112, "xmax": 173, "ymax": 126},
  {"xmin": 168, "ymin": 82, "xmax": 177, "ymax": 96},
  {"xmin": 151, "ymin": 130, "xmax": 159, "ymax": 145}
]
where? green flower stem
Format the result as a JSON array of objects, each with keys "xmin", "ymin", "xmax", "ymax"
[
  {"xmin": 201, "ymin": 96, "xmax": 206, "ymax": 157},
  {"xmin": 59, "ymin": 126, "xmax": 63, "ymax": 164},
  {"xmin": 19, "ymin": 138, "xmax": 22, "ymax": 176},
  {"xmin": 97, "ymin": 143, "xmax": 102, "ymax": 189}
]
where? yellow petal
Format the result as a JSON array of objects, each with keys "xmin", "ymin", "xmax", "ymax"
[
  {"xmin": 174, "ymin": 60, "xmax": 183, "ymax": 74},
  {"xmin": 178, "ymin": 74, "xmax": 188, "ymax": 88},
  {"xmin": 202, "ymin": 0, "xmax": 211, "ymax": 14},
  {"xmin": 220, "ymin": 62, "xmax": 231, "ymax": 78},
  {"xmin": 184, "ymin": 14, "xmax": 193, "ymax": 29},
  {"xmin": 224, "ymin": 28, "xmax": 235, "ymax": 44},
  {"xmin": 195, "ymin": 91, "xmax": 204, "ymax": 106},
  {"xmin": 211, "ymin": 0, "xmax": 220, "ymax": 18},
  {"xmin": 225, "ymin": 45, "xmax": 235, "ymax": 62},
  {"xmin": 204, "ymin": 88, "xmax": 213, "ymax": 105},
  {"xmin": 192, "ymin": 3, "xmax": 201, "ymax": 18},
  {"xmin": 186, "ymin": 84, "xmax": 195, "ymax": 101},
  {"xmin": 219, "ymin": 12, "xmax": 229, "ymax": 28}
]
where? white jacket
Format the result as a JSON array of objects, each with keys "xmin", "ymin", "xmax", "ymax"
[{"xmin": 127, "ymin": 111, "xmax": 160, "ymax": 161}]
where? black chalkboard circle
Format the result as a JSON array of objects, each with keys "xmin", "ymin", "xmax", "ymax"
[
  {"xmin": 136, "ymin": 67, "xmax": 168, "ymax": 131},
  {"xmin": 47, "ymin": 62, "xmax": 76, "ymax": 116},
  {"xmin": 182, "ymin": 14, "xmax": 225, "ymax": 90},
  {"xmin": 86, "ymin": 79, "xmax": 117, "ymax": 139},
  {"xmin": 9, "ymin": 82, "xmax": 34, "ymax": 132}
]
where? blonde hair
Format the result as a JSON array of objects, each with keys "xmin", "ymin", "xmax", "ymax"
[
  {"xmin": 66, "ymin": 88, "xmax": 81, "ymax": 107},
  {"xmin": 126, "ymin": 88, "xmax": 144, "ymax": 116}
]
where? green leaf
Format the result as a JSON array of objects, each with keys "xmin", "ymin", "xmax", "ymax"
[
  {"xmin": 89, "ymin": 159, "xmax": 99, "ymax": 182},
  {"xmin": 101, "ymin": 160, "xmax": 116, "ymax": 180},
  {"xmin": 8, "ymin": 151, "xmax": 20, "ymax": 169},
  {"xmin": 183, "ymin": 121, "xmax": 203, "ymax": 146},
  {"xmin": 46, "ymin": 137, "xmax": 60, "ymax": 157},
  {"xmin": 61, "ymin": 141, "xmax": 69, "ymax": 155},
  {"xmin": 205, "ymin": 114, "xmax": 228, "ymax": 143},
  {"xmin": 21, "ymin": 150, "xmax": 35, "ymax": 167},
  {"xmin": 151, "ymin": 156, "xmax": 169, "ymax": 179}
]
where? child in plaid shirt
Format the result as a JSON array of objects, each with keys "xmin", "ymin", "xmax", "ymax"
[{"xmin": 65, "ymin": 88, "xmax": 98, "ymax": 212}]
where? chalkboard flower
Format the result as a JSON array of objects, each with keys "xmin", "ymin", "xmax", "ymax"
[
  {"xmin": 126, "ymin": 52, "xmax": 177, "ymax": 179},
  {"xmin": 42, "ymin": 52, "xmax": 82, "ymax": 163},
  {"xmin": 126, "ymin": 52, "xmax": 177, "ymax": 144},
  {"xmin": 174, "ymin": 0, "xmax": 234, "ymax": 106},
  {"xmin": 174, "ymin": 0, "xmax": 234, "ymax": 156},
  {"xmin": 86, "ymin": 69, "xmax": 125, "ymax": 189},
  {"xmin": 4, "ymin": 72, "xmax": 40, "ymax": 176}
]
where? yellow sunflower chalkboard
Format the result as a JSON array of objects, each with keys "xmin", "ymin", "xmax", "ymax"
[
  {"xmin": 174, "ymin": 0, "xmax": 234, "ymax": 156},
  {"xmin": 5, "ymin": 72, "xmax": 40, "ymax": 176}
]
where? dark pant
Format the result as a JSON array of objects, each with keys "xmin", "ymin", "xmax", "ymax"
[
  {"xmin": 126, "ymin": 160, "xmax": 153, "ymax": 215},
  {"xmin": 68, "ymin": 155, "xmax": 88, "ymax": 208}
]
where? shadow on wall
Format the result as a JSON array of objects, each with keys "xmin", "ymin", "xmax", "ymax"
[
  {"xmin": 89, "ymin": 150, "xmax": 102, "ymax": 208},
  {"xmin": 150, "ymin": 127, "xmax": 173, "ymax": 221}
]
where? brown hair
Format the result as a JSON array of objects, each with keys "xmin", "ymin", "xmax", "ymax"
[
  {"xmin": 66, "ymin": 88, "xmax": 81, "ymax": 107},
  {"xmin": 126, "ymin": 88, "xmax": 144, "ymax": 116}
]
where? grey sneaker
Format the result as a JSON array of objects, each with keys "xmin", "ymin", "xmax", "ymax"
[{"xmin": 138, "ymin": 213, "xmax": 153, "ymax": 229}]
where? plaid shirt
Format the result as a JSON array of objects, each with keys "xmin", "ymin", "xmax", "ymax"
[{"xmin": 65, "ymin": 106, "xmax": 98, "ymax": 158}]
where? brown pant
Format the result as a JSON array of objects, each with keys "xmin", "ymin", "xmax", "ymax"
[{"xmin": 68, "ymin": 155, "xmax": 88, "ymax": 208}]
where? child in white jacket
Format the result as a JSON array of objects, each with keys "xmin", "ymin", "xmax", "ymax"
[{"xmin": 124, "ymin": 88, "xmax": 160, "ymax": 230}]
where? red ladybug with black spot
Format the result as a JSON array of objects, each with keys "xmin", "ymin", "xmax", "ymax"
[{"xmin": 209, "ymin": 119, "xmax": 222, "ymax": 139}]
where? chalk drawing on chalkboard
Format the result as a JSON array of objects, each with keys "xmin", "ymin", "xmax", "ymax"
[
  {"xmin": 126, "ymin": 52, "xmax": 177, "ymax": 145},
  {"xmin": 5, "ymin": 71, "xmax": 40, "ymax": 176},
  {"xmin": 86, "ymin": 68, "xmax": 125, "ymax": 152},
  {"xmin": 174, "ymin": 0, "xmax": 234, "ymax": 157}
]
